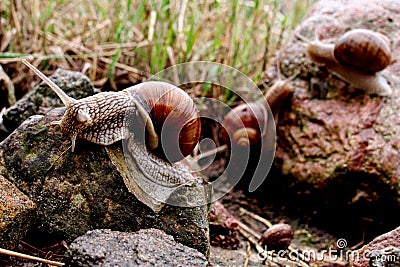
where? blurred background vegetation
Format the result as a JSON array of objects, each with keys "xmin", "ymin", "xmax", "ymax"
[{"xmin": 0, "ymin": 0, "xmax": 314, "ymax": 99}]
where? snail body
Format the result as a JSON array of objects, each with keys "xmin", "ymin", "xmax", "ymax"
[
  {"xmin": 22, "ymin": 59, "xmax": 200, "ymax": 164},
  {"xmin": 263, "ymin": 79, "xmax": 294, "ymax": 122},
  {"xmin": 297, "ymin": 28, "xmax": 392, "ymax": 96}
]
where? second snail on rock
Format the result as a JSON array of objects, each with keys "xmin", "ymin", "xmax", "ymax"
[
  {"xmin": 296, "ymin": 28, "xmax": 393, "ymax": 96},
  {"xmin": 222, "ymin": 77, "xmax": 294, "ymax": 149}
]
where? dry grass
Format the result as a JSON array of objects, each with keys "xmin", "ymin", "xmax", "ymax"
[{"xmin": 0, "ymin": 0, "xmax": 314, "ymax": 100}]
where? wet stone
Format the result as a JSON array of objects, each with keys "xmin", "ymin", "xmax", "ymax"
[
  {"xmin": 260, "ymin": 0, "xmax": 400, "ymax": 237},
  {"xmin": 350, "ymin": 226, "xmax": 400, "ymax": 267}
]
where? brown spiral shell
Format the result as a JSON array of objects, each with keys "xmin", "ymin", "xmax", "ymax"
[
  {"xmin": 333, "ymin": 29, "xmax": 391, "ymax": 73},
  {"xmin": 259, "ymin": 223, "xmax": 294, "ymax": 251},
  {"xmin": 222, "ymin": 102, "xmax": 267, "ymax": 147},
  {"xmin": 129, "ymin": 81, "xmax": 201, "ymax": 163}
]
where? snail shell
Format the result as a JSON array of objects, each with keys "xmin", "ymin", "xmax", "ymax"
[
  {"xmin": 231, "ymin": 128, "xmax": 260, "ymax": 147},
  {"xmin": 129, "ymin": 82, "xmax": 201, "ymax": 163},
  {"xmin": 333, "ymin": 29, "xmax": 391, "ymax": 73},
  {"xmin": 222, "ymin": 79, "xmax": 293, "ymax": 148},
  {"xmin": 222, "ymin": 102, "xmax": 267, "ymax": 147},
  {"xmin": 259, "ymin": 223, "xmax": 294, "ymax": 251}
]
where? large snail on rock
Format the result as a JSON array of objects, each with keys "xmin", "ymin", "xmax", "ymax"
[
  {"xmin": 296, "ymin": 28, "xmax": 393, "ymax": 96},
  {"xmin": 21, "ymin": 59, "xmax": 206, "ymax": 212},
  {"xmin": 22, "ymin": 59, "xmax": 200, "ymax": 164}
]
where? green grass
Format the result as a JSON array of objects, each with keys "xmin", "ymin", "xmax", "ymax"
[{"xmin": 0, "ymin": 0, "xmax": 314, "ymax": 92}]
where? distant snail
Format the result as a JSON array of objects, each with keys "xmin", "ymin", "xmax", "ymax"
[
  {"xmin": 22, "ymin": 59, "xmax": 200, "ymax": 163},
  {"xmin": 259, "ymin": 223, "xmax": 294, "ymax": 251},
  {"xmin": 222, "ymin": 73, "xmax": 294, "ymax": 148},
  {"xmin": 296, "ymin": 28, "xmax": 392, "ymax": 96},
  {"xmin": 222, "ymin": 102, "xmax": 266, "ymax": 147},
  {"xmin": 333, "ymin": 29, "xmax": 391, "ymax": 73}
]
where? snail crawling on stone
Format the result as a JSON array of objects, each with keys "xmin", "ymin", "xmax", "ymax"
[
  {"xmin": 296, "ymin": 28, "xmax": 392, "ymax": 96},
  {"xmin": 21, "ymin": 59, "xmax": 206, "ymax": 207},
  {"xmin": 22, "ymin": 59, "xmax": 200, "ymax": 164}
]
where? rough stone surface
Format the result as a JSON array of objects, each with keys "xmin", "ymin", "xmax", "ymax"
[
  {"xmin": 210, "ymin": 246, "xmax": 264, "ymax": 267},
  {"xmin": 65, "ymin": 228, "xmax": 208, "ymax": 266},
  {"xmin": 0, "ymin": 175, "xmax": 36, "ymax": 249},
  {"xmin": 265, "ymin": 0, "xmax": 400, "ymax": 231},
  {"xmin": 0, "ymin": 68, "xmax": 94, "ymax": 136},
  {"xmin": 0, "ymin": 70, "xmax": 209, "ymax": 256},
  {"xmin": 0, "ymin": 110, "xmax": 209, "ymax": 256},
  {"xmin": 349, "ymin": 226, "xmax": 400, "ymax": 267}
]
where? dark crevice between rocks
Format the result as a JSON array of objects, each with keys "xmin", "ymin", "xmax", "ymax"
[{"xmin": 241, "ymin": 167, "xmax": 400, "ymax": 246}]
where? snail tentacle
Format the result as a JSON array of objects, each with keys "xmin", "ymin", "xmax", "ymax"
[{"xmin": 22, "ymin": 59, "xmax": 75, "ymax": 106}]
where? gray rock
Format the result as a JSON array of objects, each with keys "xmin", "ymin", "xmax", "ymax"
[
  {"xmin": 210, "ymin": 246, "xmax": 264, "ymax": 267},
  {"xmin": 1, "ymin": 69, "xmax": 94, "ymax": 134},
  {"xmin": 0, "ymin": 174, "xmax": 36, "ymax": 249},
  {"xmin": 65, "ymin": 228, "xmax": 208, "ymax": 266},
  {"xmin": 0, "ymin": 70, "xmax": 209, "ymax": 255}
]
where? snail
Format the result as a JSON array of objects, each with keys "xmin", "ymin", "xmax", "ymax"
[
  {"xmin": 222, "ymin": 71, "xmax": 294, "ymax": 148},
  {"xmin": 21, "ymin": 59, "xmax": 201, "ymax": 164},
  {"xmin": 296, "ymin": 28, "xmax": 392, "ymax": 96},
  {"xmin": 259, "ymin": 223, "xmax": 294, "ymax": 251},
  {"xmin": 222, "ymin": 102, "xmax": 266, "ymax": 147}
]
